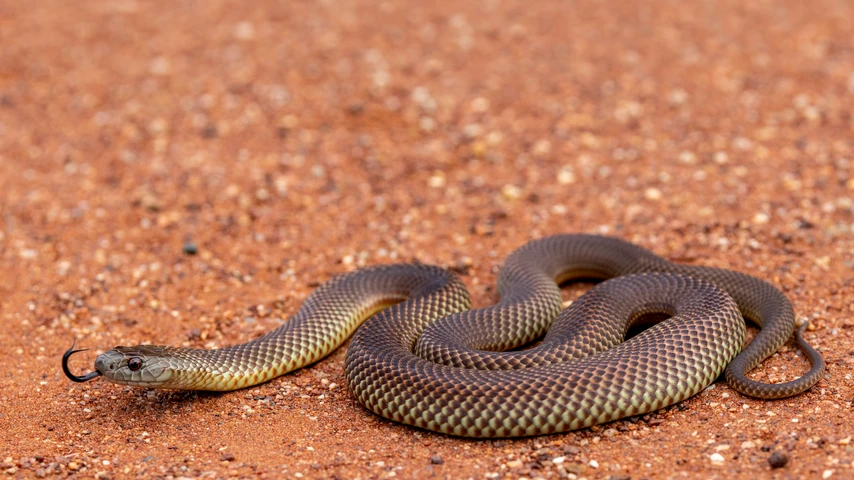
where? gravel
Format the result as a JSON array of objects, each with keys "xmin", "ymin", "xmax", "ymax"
[{"xmin": 0, "ymin": 1, "xmax": 850, "ymax": 479}]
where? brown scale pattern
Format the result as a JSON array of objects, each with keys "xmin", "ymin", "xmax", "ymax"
[{"xmin": 92, "ymin": 235, "xmax": 825, "ymax": 437}]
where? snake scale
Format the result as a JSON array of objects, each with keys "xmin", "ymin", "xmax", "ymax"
[{"xmin": 63, "ymin": 234, "xmax": 824, "ymax": 437}]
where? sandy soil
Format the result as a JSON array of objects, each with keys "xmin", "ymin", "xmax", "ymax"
[{"xmin": 1, "ymin": 0, "xmax": 853, "ymax": 478}]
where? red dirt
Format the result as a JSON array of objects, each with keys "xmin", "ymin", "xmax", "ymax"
[{"xmin": 1, "ymin": 1, "xmax": 852, "ymax": 479}]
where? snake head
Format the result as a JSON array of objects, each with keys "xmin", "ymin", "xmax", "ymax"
[{"xmin": 95, "ymin": 345, "xmax": 178, "ymax": 387}]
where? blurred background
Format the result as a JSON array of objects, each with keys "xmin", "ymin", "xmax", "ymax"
[{"xmin": 0, "ymin": 0, "xmax": 852, "ymax": 478}]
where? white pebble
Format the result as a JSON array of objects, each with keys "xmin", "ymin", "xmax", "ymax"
[
  {"xmin": 644, "ymin": 188, "xmax": 662, "ymax": 200},
  {"xmin": 588, "ymin": 460, "xmax": 599, "ymax": 468},
  {"xmin": 552, "ymin": 456, "xmax": 566, "ymax": 464},
  {"xmin": 678, "ymin": 151, "xmax": 696, "ymax": 164},
  {"xmin": 501, "ymin": 184, "xmax": 522, "ymax": 200},
  {"xmin": 709, "ymin": 453, "xmax": 725, "ymax": 464},
  {"xmin": 714, "ymin": 151, "xmax": 729, "ymax": 164},
  {"xmin": 753, "ymin": 212, "xmax": 770, "ymax": 224},
  {"xmin": 19, "ymin": 249, "xmax": 37, "ymax": 259},
  {"xmin": 558, "ymin": 166, "xmax": 576, "ymax": 185},
  {"xmin": 823, "ymin": 470, "xmax": 834, "ymax": 479},
  {"xmin": 428, "ymin": 173, "xmax": 446, "ymax": 188}
]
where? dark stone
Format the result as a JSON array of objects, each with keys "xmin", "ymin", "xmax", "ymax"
[
  {"xmin": 768, "ymin": 451, "xmax": 789, "ymax": 469},
  {"xmin": 182, "ymin": 242, "xmax": 198, "ymax": 255}
]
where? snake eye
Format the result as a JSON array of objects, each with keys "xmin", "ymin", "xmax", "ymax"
[{"xmin": 127, "ymin": 357, "xmax": 143, "ymax": 372}]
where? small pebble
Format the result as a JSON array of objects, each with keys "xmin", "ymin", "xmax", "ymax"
[
  {"xmin": 678, "ymin": 150, "xmax": 697, "ymax": 164},
  {"xmin": 557, "ymin": 166, "xmax": 576, "ymax": 185},
  {"xmin": 183, "ymin": 242, "xmax": 198, "ymax": 255},
  {"xmin": 563, "ymin": 446, "xmax": 581, "ymax": 455},
  {"xmin": 768, "ymin": 451, "xmax": 789, "ymax": 468},
  {"xmin": 428, "ymin": 173, "xmax": 445, "ymax": 188},
  {"xmin": 753, "ymin": 212, "xmax": 770, "ymax": 224},
  {"xmin": 644, "ymin": 188, "xmax": 662, "ymax": 200},
  {"xmin": 430, "ymin": 455, "xmax": 443, "ymax": 465},
  {"xmin": 709, "ymin": 453, "xmax": 725, "ymax": 464},
  {"xmin": 500, "ymin": 184, "xmax": 522, "ymax": 200}
]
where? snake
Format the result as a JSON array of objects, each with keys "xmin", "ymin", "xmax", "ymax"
[{"xmin": 62, "ymin": 234, "xmax": 824, "ymax": 437}]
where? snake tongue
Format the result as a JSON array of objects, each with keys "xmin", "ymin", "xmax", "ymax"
[{"xmin": 61, "ymin": 342, "xmax": 104, "ymax": 383}]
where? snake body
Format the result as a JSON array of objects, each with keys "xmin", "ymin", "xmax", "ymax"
[{"xmin": 79, "ymin": 235, "xmax": 824, "ymax": 437}]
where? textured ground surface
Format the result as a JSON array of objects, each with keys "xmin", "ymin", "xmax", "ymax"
[{"xmin": 1, "ymin": 1, "xmax": 853, "ymax": 478}]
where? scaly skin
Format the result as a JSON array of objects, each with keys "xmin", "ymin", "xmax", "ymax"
[{"xmin": 83, "ymin": 234, "xmax": 825, "ymax": 437}]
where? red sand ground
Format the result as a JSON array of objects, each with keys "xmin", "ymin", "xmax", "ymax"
[{"xmin": 1, "ymin": 1, "xmax": 852, "ymax": 478}]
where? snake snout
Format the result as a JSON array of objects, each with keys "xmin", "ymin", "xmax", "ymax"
[{"xmin": 93, "ymin": 354, "xmax": 114, "ymax": 374}]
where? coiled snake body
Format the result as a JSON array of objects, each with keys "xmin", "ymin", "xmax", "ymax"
[{"xmin": 63, "ymin": 235, "xmax": 824, "ymax": 437}]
